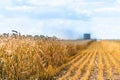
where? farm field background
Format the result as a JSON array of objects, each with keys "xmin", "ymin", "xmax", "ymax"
[
  {"xmin": 57, "ymin": 40, "xmax": 120, "ymax": 80},
  {"xmin": 0, "ymin": 35, "xmax": 120, "ymax": 80},
  {"xmin": 0, "ymin": 0, "xmax": 120, "ymax": 80},
  {"xmin": 0, "ymin": 35, "xmax": 93, "ymax": 80}
]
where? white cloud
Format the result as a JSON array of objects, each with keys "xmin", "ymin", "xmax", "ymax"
[
  {"xmin": 27, "ymin": 0, "xmax": 72, "ymax": 7},
  {"xmin": 0, "ymin": 0, "xmax": 12, "ymax": 7},
  {"xmin": 91, "ymin": 17, "xmax": 120, "ymax": 39},
  {"xmin": 6, "ymin": 5, "xmax": 36, "ymax": 11},
  {"xmin": 0, "ymin": 14, "xmax": 4, "ymax": 18},
  {"xmin": 116, "ymin": 0, "xmax": 120, "ymax": 4},
  {"xmin": 94, "ymin": 7, "xmax": 120, "ymax": 12},
  {"xmin": 0, "ymin": 0, "xmax": 120, "ymax": 39},
  {"xmin": 0, "ymin": 16, "xmax": 90, "ymax": 39}
]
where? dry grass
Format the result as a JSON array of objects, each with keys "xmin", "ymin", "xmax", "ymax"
[
  {"xmin": 0, "ymin": 36, "xmax": 90, "ymax": 80},
  {"xmin": 3, "ymin": 36, "xmax": 120, "ymax": 80}
]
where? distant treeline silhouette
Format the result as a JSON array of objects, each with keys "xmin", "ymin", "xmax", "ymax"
[{"xmin": 0, "ymin": 30, "xmax": 59, "ymax": 40}]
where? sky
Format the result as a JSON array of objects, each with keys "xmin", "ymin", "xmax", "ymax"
[{"xmin": 0, "ymin": 0, "xmax": 120, "ymax": 39}]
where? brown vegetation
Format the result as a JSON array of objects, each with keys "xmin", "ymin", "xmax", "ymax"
[{"xmin": 0, "ymin": 35, "xmax": 91, "ymax": 80}]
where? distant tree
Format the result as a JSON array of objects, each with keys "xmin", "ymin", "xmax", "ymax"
[
  {"xmin": 26, "ymin": 35, "xmax": 33, "ymax": 38},
  {"xmin": 40, "ymin": 35, "xmax": 45, "ymax": 38},
  {"xmin": 52, "ymin": 36, "xmax": 58, "ymax": 40},
  {"xmin": 3, "ymin": 33, "xmax": 9, "ymax": 37},
  {"xmin": 12, "ymin": 30, "xmax": 18, "ymax": 34},
  {"xmin": 11, "ymin": 30, "xmax": 19, "ymax": 39},
  {"xmin": 34, "ymin": 35, "xmax": 40, "ymax": 39}
]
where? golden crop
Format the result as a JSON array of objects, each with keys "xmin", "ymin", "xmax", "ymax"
[
  {"xmin": 0, "ymin": 36, "xmax": 90, "ymax": 80},
  {"xmin": 57, "ymin": 40, "xmax": 120, "ymax": 80},
  {"xmin": 1, "ymin": 35, "xmax": 120, "ymax": 80}
]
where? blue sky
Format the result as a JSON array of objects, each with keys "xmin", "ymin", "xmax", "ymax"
[{"xmin": 0, "ymin": 0, "xmax": 120, "ymax": 39}]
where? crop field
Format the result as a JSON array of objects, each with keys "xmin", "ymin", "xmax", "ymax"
[
  {"xmin": 0, "ymin": 35, "xmax": 120, "ymax": 80},
  {"xmin": 57, "ymin": 40, "xmax": 120, "ymax": 80},
  {"xmin": 0, "ymin": 35, "xmax": 93, "ymax": 80}
]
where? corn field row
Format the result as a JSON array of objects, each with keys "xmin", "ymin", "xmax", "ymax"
[
  {"xmin": 1, "ymin": 36, "xmax": 120, "ymax": 80},
  {"xmin": 57, "ymin": 41, "xmax": 120, "ymax": 80},
  {"xmin": 0, "ymin": 36, "xmax": 91, "ymax": 80}
]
